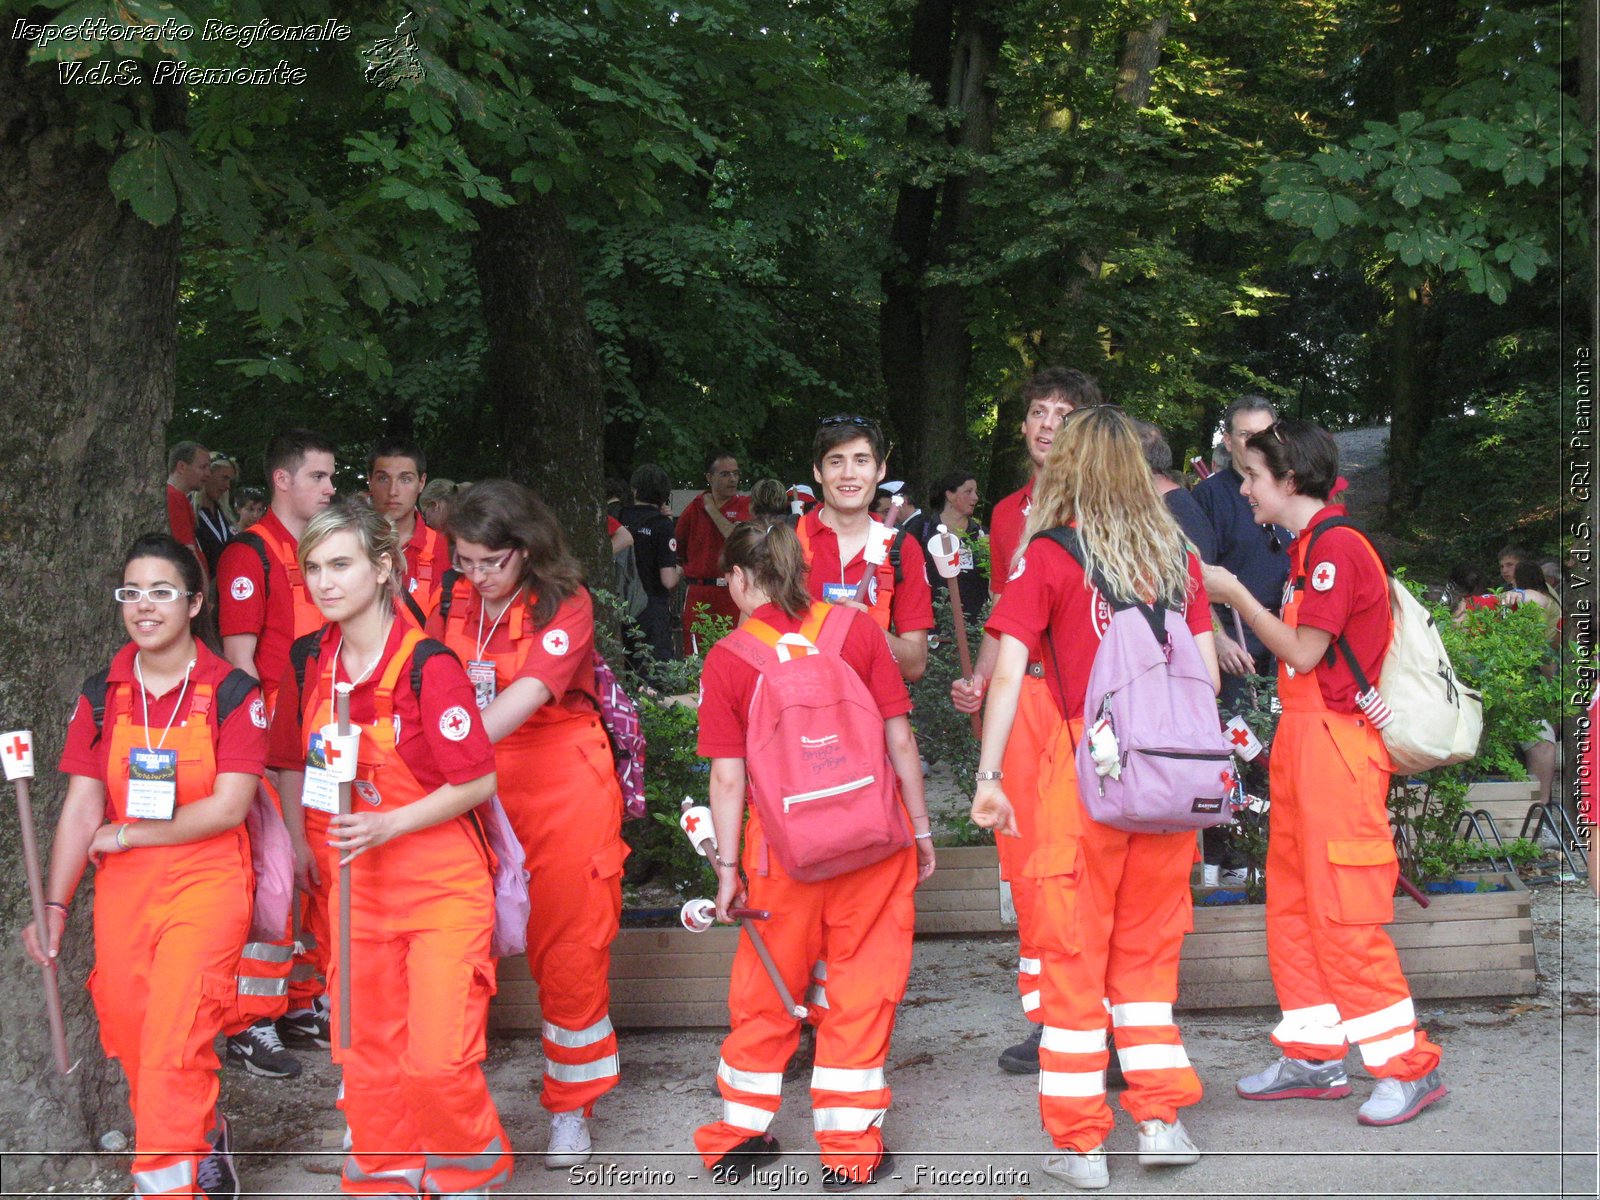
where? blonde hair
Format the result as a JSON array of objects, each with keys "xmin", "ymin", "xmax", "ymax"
[
  {"xmin": 721, "ymin": 522, "xmax": 811, "ymax": 618},
  {"xmin": 1021, "ymin": 406, "xmax": 1192, "ymax": 606},
  {"xmin": 298, "ymin": 500, "xmax": 402, "ymax": 604}
]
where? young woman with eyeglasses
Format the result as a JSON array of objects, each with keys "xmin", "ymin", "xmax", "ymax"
[
  {"xmin": 428, "ymin": 480, "xmax": 628, "ymax": 1168},
  {"xmin": 25, "ymin": 533, "xmax": 268, "ymax": 1199}
]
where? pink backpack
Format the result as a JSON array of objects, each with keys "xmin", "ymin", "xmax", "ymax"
[{"xmin": 721, "ymin": 603, "xmax": 911, "ymax": 882}]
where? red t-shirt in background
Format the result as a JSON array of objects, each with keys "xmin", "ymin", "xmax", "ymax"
[
  {"xmin": 797, "ymin": 510, "xmax": 935, "ymax": 634},
  {"xmin": 988, "ymin": 479, "xmax": 1035, "ymax": 597},
  {"xmin": 217, "ymin": 510, "xmax": 303, "ymax": 694},
  {"xmin": 987, "ymin": 535, "xmax": 1210, "ymax": 722},
  {"xmin": 166, "ymin": 484, "xmax": 197, "ymax": 548},
  {"xmin": 675, "ymin": 493, "xmax": 751, "ymax": 580}
]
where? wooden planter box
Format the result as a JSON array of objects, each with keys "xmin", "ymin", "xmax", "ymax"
[
  {"xmin": 1460, "ymin": 779, "xmax": 1542, "ymax": 843},
  {"xmin": 490, "ymin": 845, "xmax": 1009, "ymax": 1032},
  {"xmin": 1178, "ymin": 871, "xmax": 1535, "ymax": 1009}
]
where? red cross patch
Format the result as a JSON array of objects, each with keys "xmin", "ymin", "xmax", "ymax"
[
  {"xmin": 1311, "ymin": 561, "xmax": 1337, "ymax": 592},
  {"xmin": 439, "ymin": 705, "xmax": 472, "ymax": 741}
]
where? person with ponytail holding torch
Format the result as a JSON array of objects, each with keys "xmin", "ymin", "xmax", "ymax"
[
  {"xmin": 427, "ymin": 480, "xmax": 628, "ymax": 1169},
  {"xmin": 692, "ymin": 522, "xmax": 936, "ymax": 1189},
  {"xmin": 267, "ymin": 502, "xmax": 513, "ymax": 1196},
  {"xmin": 24, "ymin": 533, "xmax": 267, "ymax": 1199}
]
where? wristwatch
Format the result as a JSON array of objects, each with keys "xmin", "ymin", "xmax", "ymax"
[{"xmin": 974, "ymin": 770, "xmax": 1003, "ymax": 782}]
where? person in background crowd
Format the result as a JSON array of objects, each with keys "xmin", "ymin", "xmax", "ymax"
[
  {"xmin": 972, "ymin": 406, "xmax": 1217, "ymax": 1189},
  {"xmin": 1540, "ymin": 559, "xmax": 1563, "ymax": 603},
  {"xmin": 1507, "ymin": 560, "xmax": 1561, "ymax": 643},
  {"xmin": 420, "ymin": 478, "xmax": 460, "ymax": 533},
  {"xmin": 747, "ymin": 478, "xmax": 790, "ymax": 530},
  {"xmin": 196, "ymin": 453, "xmax": 238, "ymax": 575},
  {"xmin": 270, "ymin": 502, "xmax": 513, "ymax": 1197},
  {"xmin": 675, "ymin": 451, "xmax": 750, "ymax": 654},
  {"xmin": 906, "ymin": 470, "xmax": 989, "ymax": 624},
  {"xmin": 233, "ymin": 487, "xmax": 267, "ymax": 531},
  {"xmin": 620, "ymin": 464, "xmax": 683, "ymax": 667},
  {"xmin": 870, "ymin": 486, "xmax": 895, "ymax": 520},
  {"xmin": 692, "ymin": 522, "xmax": 935, "ymax": 1189},
  {"xmin": 167, "ymin": 441, "xmax": 212, "ymax": 580},
  {"xmin": 605, "ymin": 477, "xmax": 629, "ymax": 524},
  {"xmin": 951, "ymin": 365, "xmax": 1103, "ymax": 1077},
  {"xmin": 1201, "ymin": 418, "xmax": 1446, "ymax": 1130},
  {"xmin": 1446, "ymin": 564, "xmax": 1498, "ymax": 618},
  {"xmin": 368, "ymin": 438, "xmax": 448, "ymax": 617},
  {"xmin": 216, "ymin": 428, "xmax": 338, "ymax": 1080},
  {"xmin": 1193, "ymin": 396, "xmax": 1291, "ymax": 713},
  {"xmin": 431, "ymin": 481, "xmax": 628, "ymax": 1168},
  {"xmin": 1137, "ymin": 422, "xmax": 1216, "ymax": 562},
  {"xmin": 27, "ymin": 532, "xmax": 265, "ymax": 1200},
  {"xmin": 1498, "ymin": 544, "xmax": 1531, "ymax": 586}
]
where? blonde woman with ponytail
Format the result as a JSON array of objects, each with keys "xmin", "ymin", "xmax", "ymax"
[
  {"xmin": 971, "ymin": 406, "xmax": 1220, "ymax": 1190},
  {"xmin": 266, "ymin": 500, "xmax": 513, "ymax": 1196}
]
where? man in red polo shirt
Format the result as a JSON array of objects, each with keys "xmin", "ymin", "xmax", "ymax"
[
  {"xmin": 166, "ymin": 441, "xmax": 211, "ymax": 580},
  {"xmin": 675, "ymin": 450, "xmax": 750, "ymax": 654},
  {"xmin": 953, "ymin": 366, "xmax": 1104, "ymax": 1075},
  {"xmin": 216, "ymin": 428, "xmax": 337, "ymax": 1080},
  {"xmin": 367, "ymin": 437, "xmax": 447, "ymax": 620}
]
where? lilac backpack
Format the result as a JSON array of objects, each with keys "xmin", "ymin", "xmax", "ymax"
[
  {"xmin": 593, "ymin": 650, "xmax": 647, "ymax": 819},
  {"xmin": 1036, "ymin": 528, "xmax": 1237, "ymax": 834}
]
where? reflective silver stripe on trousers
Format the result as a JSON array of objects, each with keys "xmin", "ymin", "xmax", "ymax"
[
  {"xmin": 1272, "ymin": 1003, "xmax": 1344, "ymax": 1045},
  {"xmin": 1041, "ymin": 1026, "xmax": 1106, "ymax": 1054},
  {"xmin": 1038, "ymin": 1069, "xmax": 1105, "ymax": 1098},
  {"xmin": 805, "ymin": 984, "xmax": 829, "ymax": 1010},
  {"xmin": 1357, "ymin": 1029, "xmax": 1417, "ymax": 1067},
  {"xmin": 1021, "ymin": 991, "xmax": 1041, "ymax": 1013},
  {"xmin": 724, "ymin": 1100, "xmax": 776, "ymax": 1131},
  {"xmin": 543, "ymin": 1015, "xmax": 614, "ymax": 1048},
  {"xmin": 812, "ymin": 1106, "xmax": 886, "ymax": 1132},
  {"xmin": 718, "ymin": 1059, "xmax": 784, "ymax": 1095},
  {"xmin": 811, "ymin": 960, "xmax": 828, "ymax": 981},
  {"xmin": 133, "ymin": 1161, "xmax": 195, "ymax": 1195},
  {"xmin": 1018, "ymin": 956, "xmax": 1041, "ymax": 975},
  {"xmin": 1117, "ymin": 1043, "xmax": 1191, "ymax": 1071},
  {"xmin": 546, "ymin": 1053, "xmax": 620, "ymax": 1084},
  {"xmin": 811, "ymin": 1065, "xmax": 886, "ymax": 1092},
  {"xmin": 343, "ymin": 1158, "xmax": 423, "ymax": 1188},
  {"xmin": 1110, "ymin": 1001, "xmax": 1173, "ymax": 1027},
  {"xmin": 421, "ymin": 1137, "xmax": 508, "ymax": 1193},
  {"xmin": 1340, "ymin": 997, "xmax": 1415, "ymax": 1043},
  {"xmin": 241, "ymin": 941, "xmax": 295, "ymax": 963},
  {"xmin": 237, "ymin": 976, "xmax": 288, "ymax": 996}
]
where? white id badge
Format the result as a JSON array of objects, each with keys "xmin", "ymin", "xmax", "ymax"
[
  {"xmin": 302, "ymin": 732, "xmax": 339, "ymax": 814},
  {"xmin": 467, "ymin": 659, "xmax": 497, "ymax": 711},
  {"xmin": 958, "ymin": 547, "xmax": 974, "ymax": 571},
  {"xmin": 125, "ymin": 748, "xmax": 177, "ymax": 819}
]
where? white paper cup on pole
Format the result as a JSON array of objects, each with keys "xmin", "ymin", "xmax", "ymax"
[
  {"xmin": 1, "ymin": 730, "xmax": 35, "ymax": 781},
  {"xmin": 862, "ymin": 522, "xmax": 897, "ymax": 566},
  {"xmin": 318, "ymin": 726, "xmax": 360, "ymax": 782},
  {"xmin": 927, "ymin": 525, "xmax": 962, "ymax": 580},
  {"xmin": 680, "ymin": 898, "xmax": 716, "ymax": 933}
]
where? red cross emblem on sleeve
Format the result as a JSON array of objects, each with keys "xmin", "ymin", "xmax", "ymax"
[
  {"xmin": 447, "ymin": 712, "xmax": 465, "ymax": 733},
  {"xmin": 1311, "ymin": 561, "xmax": 1337, "ymax": 592}
]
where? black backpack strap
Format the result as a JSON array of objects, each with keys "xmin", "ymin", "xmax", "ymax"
[
  {"xmin": 289, "ymin": 630, "xmax": 324, "ymax": 698},
  {"xmin": 215, "ymin": 668, "xmax": 261, "ymax": 726},
  {"xmin": 409, "ymin": 638, "xmax": 461, "ymax": 696},
  {"xmin": 81, "ymin": 668, "xmax": 111, "ymax": 745},
  {"xmin": 233, "ymin": 530, "xmax": 273, "ymax": 600},
  {"xmin": 437, "ymin": 568, "xmax": 462, "ymax": 625},
  {"xmin": 888, "ymin": 527, "xmax": 906, "ymax": 586},
  {"xmin": 1031, "ymin": 526, "xmax": 1166, "ymax": 641},
  {"xmin": 398, "ymin": 586, "xmax": 427, "ymax": 629}
]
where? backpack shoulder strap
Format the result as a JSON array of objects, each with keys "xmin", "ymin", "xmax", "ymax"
[
  {"xmin": 233, "ymin": 529, "xmax": 274, "ymax": 598},
  {"xmin": 1032, "ymin": 526, "xmax": 1164, "ymax": 638},
  {"xmin": 721, "ymin": 625, "xmax": 781, "ymax": 675},
  {"xmin": 409, "ymin": 637, "xmax": 461, "ymax": 696},
  {"xmin": 437, "ymin": 569, "xmax": 464, "ymax": 625},
  {"xmin": 81, "ymin": 668, "xmax": 112, "ymax": 743},
  {"xmin": 398, "ymin": 586, "xmax": 427, "ymax": 628},
  {"xmin": 1303, "ymin": 517, "xmax": 1391, "ymax": 578},
  {"xmin": 813, "ymin": 602, "xmax": 855, "ymax": 656},
  {"xmin": 215, "ymin": 669, "xmax": 260, "ymax": 727},
  {"xmin": 1299, "ymin": 517, "xmax": 1388, "ymax": 691},
  {"xmin": 888, "ymin": 528, "xmax": 906, "ymax": 585},
  {"xmin": 290, "ymin": 630, "xmax": 324, "ymax": 698}
]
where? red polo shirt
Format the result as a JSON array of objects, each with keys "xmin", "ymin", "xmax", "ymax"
[
  {"xmin": 988, "ymin": 479, "xmax": 1035, "ymax": 597},
  {"xmin": 797, "ymin": 509, "xmax": 934, "ymax": 634}
]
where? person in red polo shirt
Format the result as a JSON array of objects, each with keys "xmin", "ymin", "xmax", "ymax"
[
  {"xmin": 215, "ymin": 428, "xmax": 337, "ymax": 1079},
  {"xmin": 1202, "ymin": 418, "xmax": 1445, "ymax": 1128},
  {"xmin": 367, "ymin": 437, "xmax": 448, "ymax": 621},
  {"xmin": 675, "ymin": 451, "xmax": 750, "ymax": 654},
  {"xmin": 951, "ymin": 367, "xmax": 1103, "ymax": 1074},
  {"xmin": 166, "ymin": 440, "xmax": 211, "ymax": 581}
]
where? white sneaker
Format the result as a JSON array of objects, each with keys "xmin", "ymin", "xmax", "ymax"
[
  {"xmin": 1042, "ymin": 1146, "xmax": 1109, "ymax": 1190},
  {"xmin": 544, "ymin": 1109, "xmax": 592, "ymax": 1169},
  {"xmin": 1136, "ymin": 1117, "xmax": 1200, "ymax": 1166},
  {"xmin": 1357, "ymin": 1070, "xmax": 1447, "ymax": 1126}
]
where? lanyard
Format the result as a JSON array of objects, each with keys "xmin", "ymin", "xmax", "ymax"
[
  {"xmin": 133, "ymin": 654, "xmax": 195, "ymax": 753},
  {"xmin": 198, "ymin": 505, "xmax": 231, "ymax": 543},
  {"xmin": 330, "ymin": 617, "xmax": 393, "ymax": 699},
  {"xmin": 475, "ymin": 590, "xmax": 523, "ymax": 660}
]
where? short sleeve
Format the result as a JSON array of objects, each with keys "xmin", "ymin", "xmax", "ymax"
[
  {"xmin": 216, "ymin": 680, "xmax": 269, "ymax": 777},
  {"xmin": 57, "ymin": 694, "xmax": 105, "ymax": 780},
  {"xmin": 695, "ymin": 645, "xmax": 749, "ymax": 758},
  {"xmin": 985, "ymin": 540, "xmax": 1062, "ymax": 656},
  {"xmin": 515, "ymin": 591, "xmax": 595, "ymax": 700},
  {"xmin": 844, "ymin": 612, "xmax": 912, "ymax": 719},
  {"xmin": 607, "ymin": 515, "xmax": 621, "ymax": 536},
  {"xmin": 167, "ymin": 487, "xmax": 197, "ymax": 546},
  {"xmin": 1184, "ymin": 554, "xmax": 1212, "ymax": 635},
  {"xmin": 1294, "ymin": 531, "xmax": 1367, "ymax": 639},
  {"xmin": 656, "ymin": 515, "xmax": 679, "ymax": 568},
  {"xmin": 217, "ymin": 540, "xmax": 268, "ymax": 638},
  {"xmin": 889, "ymin": 536, "xmax": 935, "ymax": 633},
  {"xmin": 416, "ymin": 652, "xmax": 497, "ymax": 784}
]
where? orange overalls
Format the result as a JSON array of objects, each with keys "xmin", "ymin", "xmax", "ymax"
[
  {"xmin": 795, "ymin": 517, "xmax": 900, "ymax": 633},
  {"xmin": 226, "ymin": 522, "xmax": 329, "ymax": 1034},
  {"xmin": 997, "ymin": 669, "xmax": 1052, "ymax": 1023},
  {"xmin": 402, "ymin": 519, "xmax": 447, "ymax": 618},
  {"xmin": 695, "ymin": 815, "xmax": 918, "ymax": 1184},
  {"xmin": 94, "ymin": 681, "xmax": 252, "ymax": 1199},
  {"xmin": 303, "ymin": 628, "xmax": 513, "ymax": 1197},
  {"xmin": 1264, "ymin": 536, "xmax": 1442, "ymax": 1080},
  {"xmin": 439, "ymin": 584, "xmax": 627, "ymax": 1114},
  {"xmin": 1029, "ymin": 714, "xmax": 1203, "ymax": 1152}
]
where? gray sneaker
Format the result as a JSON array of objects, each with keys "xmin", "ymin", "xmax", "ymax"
[
  {"xmin": 1357, "ymin": 1070, "xmax": 1447, "ymax": 1126},
  {"xmin": 1237, "ymin": 1055, "xmax": 1351, "ymax": 1100},
  {"xmin": 1042, "ymin": 1147, "xmax": 1109, "ymax": 1190}
]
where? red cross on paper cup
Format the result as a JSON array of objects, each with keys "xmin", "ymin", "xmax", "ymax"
[
  {"xmin": 2, "ymin": 730, "xmax": 34, "ymax": 781},
  {"xmin": 1229, "ymin": 726, "xmax": 1252, "ymax": 747}
]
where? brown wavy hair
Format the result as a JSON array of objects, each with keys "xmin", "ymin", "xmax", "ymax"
[
  {"xmin": 721, "ymin": 522, "xmax": 811, "ymax": 619},
  {"xmin": 446, "ymin": 479, "xmax": 584, "ymax": 626}
]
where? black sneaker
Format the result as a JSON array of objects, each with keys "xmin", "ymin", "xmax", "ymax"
[
  {"xmin": 710, "ymin": 1134, "xmax": 781, "ymax": 1184},
  {"xmin": 782, "ymin": 1025, "xmax": 816, "ymax": 1083},
  {"xmin": 278, "ymin": 1001, "xmax": 330, "ymax": 1050},
  {"xmin": 197, "ymin": 1116, "xmax": 239, "ymax": 1199},
  {"xmin": 998, "ymin": 1024, "xmax": 1043, "ymax": 1074},
  {"xmin": 821, "ymin": 1149, "xmax": 893, "ymax": 1192},
  {"xmin": 226, "ymin": 1018, "xmax": 303, "ymax": 1079}
]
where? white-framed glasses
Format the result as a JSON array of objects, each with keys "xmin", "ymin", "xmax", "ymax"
[
  {"xmin": 452, "ymin": 550, "xmax": 516, "ymax": 578},
  {"xmin": 115, "ymin": 586, "xmax": 193, "ymax": 604}
]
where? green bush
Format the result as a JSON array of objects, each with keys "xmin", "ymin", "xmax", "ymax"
[{"xmin": 908, "ymin": 590, "xmax": 989, "ymax": 847}]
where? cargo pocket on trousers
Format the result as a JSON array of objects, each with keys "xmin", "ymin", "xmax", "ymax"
[
  {"xmin": 167, "ymin": 971, "xmax": 237, "ymax": 1069},
  {"xmin": 1024, "ymin": 838, "xmax": 1082, "ymax": 955},
  {"xmin": 586, "ymin": 839, "xmax": 629, "ymax": 949},
  {"xmin": 1325, "ymin": 838, "xmax": 1398, "ymax": 926}
]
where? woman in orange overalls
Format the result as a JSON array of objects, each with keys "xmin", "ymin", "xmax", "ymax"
[
  {"xmin": 270, "ymin": 501, "xmax": 512, "ymax": 1197},
  {"xmin": 1201, "ymin": 419, "xmax": 1444, "ymax": 1128},
  {"xmin": 971, "ymin": 407, "xmax": 1220, "ymax": 1190},
  {"xmin": 25, "ymin": 533, "xmax": 266, "ymax": 1199},
  {"xmin": 429, "ymin": 480, "xmax": 628, "ymax": 1169}
]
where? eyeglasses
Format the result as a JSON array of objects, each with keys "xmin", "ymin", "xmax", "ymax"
[
  {"xmin": 115, "ymin": 587, "xmax": 193, "ymax": 604},
  {"xmin": 451, "ymin": 550, "xmax": 516, "ymax": 577},
  {"xmin": 819, "ymin": 414, "xmax": 878, "ymax": 431}
]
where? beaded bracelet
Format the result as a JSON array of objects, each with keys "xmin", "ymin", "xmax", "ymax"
[{"xmin": 115, "ymin": 825, "xmax": 131, "ymax": 851}]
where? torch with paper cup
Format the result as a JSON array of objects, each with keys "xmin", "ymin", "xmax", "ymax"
[
  {"xmin": 853, "ymin": 521, "xmax": 899, "ymax": 606},
  {"xmin": 332, "ymin": 684, "xmax": 358, "ymax": 1050},
  {"xmin": 928, "ymin": 525, "xmax": 981, "ymax": 737}
]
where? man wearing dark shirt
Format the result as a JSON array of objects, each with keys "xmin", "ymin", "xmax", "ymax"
[
  {"xmin": 621, "ymin": 463, "xmax": 683, "ymax": 668},
  {"xmin": 1193, "ymin": 396, "xmax": 1292, "ymax": 710},
  {"xmin": 1137, "ymin": 421, "xmax": 1216, "ymax": 562}
]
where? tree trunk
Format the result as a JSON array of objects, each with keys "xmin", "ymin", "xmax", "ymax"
[
  {"xmin": 1113, "ymin": 15, "xmax": 1170, "ymax": 108},
  {"xmin": 470, "ymin": 193, "xmax": 610, "ymax": 582},
  {"xmin": 1385, "ymin": 274, "xmax": 1435, "ymax": 521},
  {"xmin": 0, "ymin": 32, "xmax": 183, "ymax": 1187}
]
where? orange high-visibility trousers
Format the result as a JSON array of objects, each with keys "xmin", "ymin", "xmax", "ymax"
[
  {"xmin": 1264, "ymin": 708, "xmax": 1442, "ymax": 1079},
  {"xmin": 696, "ymin": 821, "xmax": 917, "ymax": 1185},
  {"xmin": 1028, "ymin": 722, "xmax": 1202, "ymax": 1152},
  {"xmin": 995, "ymin": 669, "xmax": 1052, "ymax": 1022},
  {"xmin": 91, "ymin": 843, "xmax": 251, "ymax": 1198},
  {"xmin": 494, "ymin": 714, "xmax": 626, "ymax": 1114}
]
